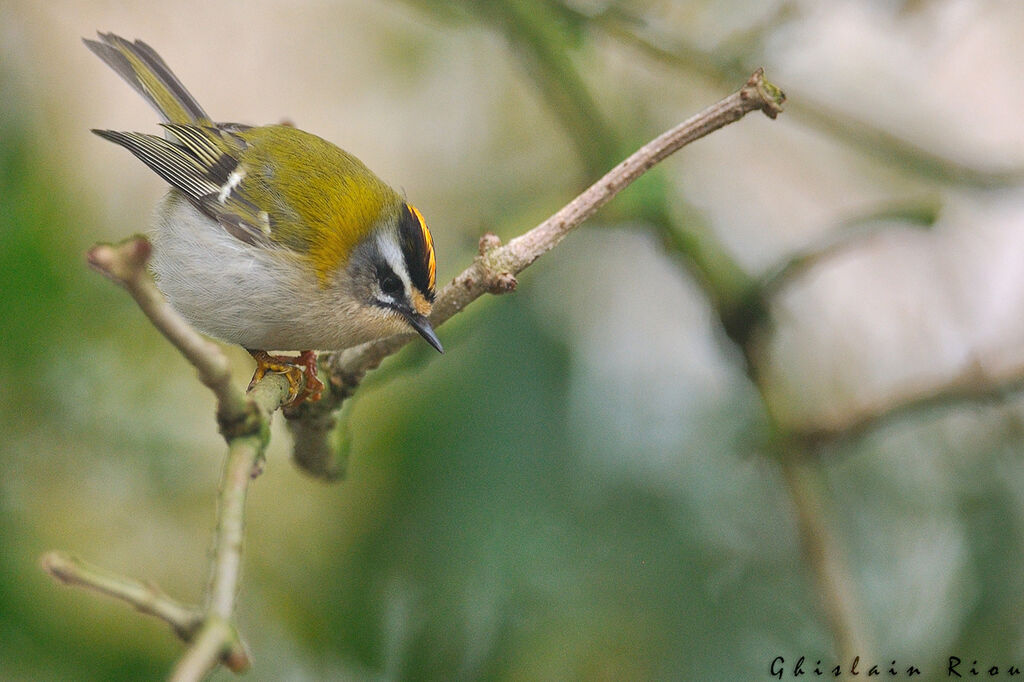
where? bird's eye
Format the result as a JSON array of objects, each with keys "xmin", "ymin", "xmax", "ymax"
[{"xmin": 380, "ymin": 273, "xmax": 403, "ymax": 298}]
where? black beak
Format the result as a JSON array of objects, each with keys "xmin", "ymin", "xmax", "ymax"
[{"xmin": 408, "ymin": 314, "xmax": 444, "ymax": 353}]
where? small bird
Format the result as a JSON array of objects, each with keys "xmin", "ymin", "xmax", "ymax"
[{"xmin": 84, "ymin": 32, "xmax": 442, "ymax": 403}]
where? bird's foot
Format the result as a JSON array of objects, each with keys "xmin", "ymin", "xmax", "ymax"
[{"xmin": 247, "ymin": 349, "xmax": 324, "ymax": 406}]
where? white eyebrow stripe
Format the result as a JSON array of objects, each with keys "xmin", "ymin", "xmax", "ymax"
[{"xmin": 377, "ymin": 232, "xmax": 412, "ymax": 293}]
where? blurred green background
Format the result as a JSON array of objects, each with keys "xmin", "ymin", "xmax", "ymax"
[{"xmin": 3, "ymin": 0, "xmax": 1024, "ymax": 679}]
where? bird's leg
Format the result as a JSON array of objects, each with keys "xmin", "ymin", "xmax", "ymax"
[
  {"xmin": 247, "ymin": 349, "xmax": 323, "ymax": 405},
  {"xmin": 297, "ymin": 350, "xmax": 324, "ymax": 402}
]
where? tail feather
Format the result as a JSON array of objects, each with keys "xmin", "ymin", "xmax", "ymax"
[{"xmin": 84, "ymin": 32, "xmax": 209, "ymax": 125}]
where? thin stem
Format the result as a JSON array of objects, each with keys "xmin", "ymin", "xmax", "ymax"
[
  {"xmin": 207, "ymin": 439, "xmax": 259, "ymax": 619},
  {"xmin": 86, "ymin": 237, "xmax": 248, "ymax": 422},
  {"xmin": 173, "ymin": 378, "xmax": 285, "ymax": 679},
  {"xmin": 778, "ymin": 455, "xmax": 869, "ymax": 662},
  {"xmin": 585, "ymin": 6, "xmax": 1023, "ymax": 189},
  {"xmin": 789, "ymin": 357, "xmax": 1024, "ymax": 449},
  {"xmin": 40, "ymin": 552, "xmax": 202, "ymax": 640},
  {"xmin": 494, "ymin": 68, "xmax": 783, "ymax": 275}
]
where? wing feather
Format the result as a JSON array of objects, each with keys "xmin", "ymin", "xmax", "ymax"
[
  {"xmin": 84, "ymin": 33, "xmax": 209, "ymax": 124},
  {"xmin": 93, "ymin": 126, "xmax": 273, "ymax": 246}
]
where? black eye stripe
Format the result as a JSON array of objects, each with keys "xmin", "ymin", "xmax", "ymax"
[{"xmin": 376, "ymin": 266, "xmax": 403, "ymax": 298}]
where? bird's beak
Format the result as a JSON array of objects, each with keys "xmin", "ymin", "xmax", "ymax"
[{"xmin": 408, "ymin": 313, "xmax": 444, "ymax": 353}]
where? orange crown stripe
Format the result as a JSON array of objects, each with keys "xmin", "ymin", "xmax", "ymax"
[{"xmin": 409, "ymin": 204, "xmax": 436, "ymax": 291}]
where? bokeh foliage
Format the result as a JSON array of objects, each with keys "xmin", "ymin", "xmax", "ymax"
[{"xmin": 3, "ymin": 0, "xmax": 1024, "ymax": 679}]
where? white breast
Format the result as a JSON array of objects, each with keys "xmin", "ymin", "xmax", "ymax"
[{"xmin": 149, "ymin": 191, "xmax": 393, "ymax": 351}]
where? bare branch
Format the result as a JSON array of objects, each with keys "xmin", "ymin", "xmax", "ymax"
[
  {"xmin": 789, "ymin": 357, "xmax": 1024, "ymax": 449},
  {"xmin": 208, "ymin": 384, "xmax": 277, "ymax": 619},
  {"xmin": 40, "ymin": 552, "xmax": 202, "ymax": 641},
  {"xmin": 492, "ymin": 67, "xmax": 783, "ymax": 274},
  {"xmin": 286, "ymin": 398, "xmax": 350, "ymax": 480},
  {"xmin": 761, "ymin": 196, "xmax": 942, "ymax": 298},
  {"xmin": 583, "ymin": 5, "xmax": 1024, "ymax": 188}
]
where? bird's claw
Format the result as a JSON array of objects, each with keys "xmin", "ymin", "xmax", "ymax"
[{"xmin": 247, "ymin": 350, "xmax": 324, "ymax": 406}]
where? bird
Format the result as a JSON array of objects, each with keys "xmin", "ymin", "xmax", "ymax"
[{"xmin": 84, "ymin": 32, "xmax": 442, "ymax": 404}]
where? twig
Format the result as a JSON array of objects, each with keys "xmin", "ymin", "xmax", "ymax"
[
  {"xmin": 778, "ymin": 455, "xmax": 869, "ymax": 662},
  {"xmin": 287, "ymin": 68, "xmax": 786, "ymax": 475},
  {"xmin": 761, "ymin": 196, "xmax": 942, "ymax": 298},
  {"xmin": 582, "ymin": 5, "xmax": 1024, "ymax": 189},
  {"xmin": 86, "ymin": 237, "xmax": 249, "ymax": 424},
  {"xmin": 286, "ymin": 397, "xmax": 350, "ymax": 480},
  {"xmin": 40, "ymin": 552, "xmax": 203, "ymax": 640},
  {"xmin": 480, "ymin": 0, "xmax": 760, "ymax": 326},
  {"xmin": 210, "ymin": 379, "xmax": 279, "ymax": 618},
  {"xmin": 162, "ymin": 377, "xmax": 286, "ymax": 680},
  {"xmin": 789, "ymin": 357, "xmax": 1024, "ymax": 449}
]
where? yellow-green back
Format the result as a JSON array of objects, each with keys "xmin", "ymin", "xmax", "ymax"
[{"xmin": 236, "ymin": 125, "xmax": 402, "ymax": 282}]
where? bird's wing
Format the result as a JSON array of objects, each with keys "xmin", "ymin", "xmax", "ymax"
[{"xmin": 92, "ymin": 123, "xmax": 276, "ymax": 247}]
